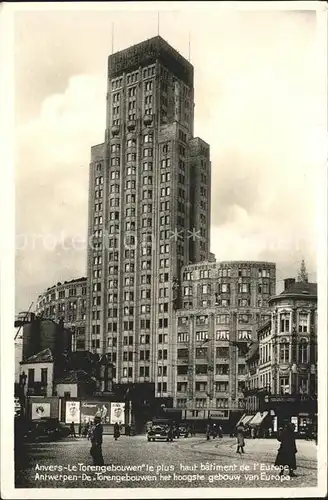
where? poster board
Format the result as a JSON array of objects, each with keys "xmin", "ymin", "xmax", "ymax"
[
  {"xmin": 65, "ymin": 401, "xmax": 80, "ymax": 424},
  {"xmin": 110, "ymin": 402, "xmax": 125, "ymax": 424}
]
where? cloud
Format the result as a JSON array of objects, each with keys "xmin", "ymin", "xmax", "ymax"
[{"xmin": 16, "ymin": 74, "xmax": 106, "ymax": 309}]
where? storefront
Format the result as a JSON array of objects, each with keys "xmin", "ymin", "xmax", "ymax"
[{"xmin": 262, "ymin": 394, "xmax": 317, "ymax": 437}]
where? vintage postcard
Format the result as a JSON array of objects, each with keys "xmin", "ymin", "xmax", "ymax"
[{"xmin": 1, "ymin": 1, "xmax": 327, "ymax": 498}]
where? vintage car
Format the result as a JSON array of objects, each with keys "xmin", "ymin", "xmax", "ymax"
[
  {"xmin": 147, "ymin": 424, "xmax": 169, "ymax": 442},
  {"xmin": 24, "ymin": 418, "xmax": 70, "ymax": 442}
]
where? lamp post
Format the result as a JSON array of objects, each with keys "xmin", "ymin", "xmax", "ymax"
[{"xmin": 19, "ymin": 371, "xmax": 27, "ymax": 418}]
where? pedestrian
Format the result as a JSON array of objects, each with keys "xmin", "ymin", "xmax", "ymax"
[
  {"xmin": 218, "ymin": 425, "xmax": 223, "ymax": 438},
  {"xmin": 206, "ymin": 423, "xmax": 211, "ymax": 441},
  {"xmin": 212, "ymin": 424, "xmax": 217, "ymax": 439},
  {"xmin": 69, "ymin": 421, "xmax": 76, "ymax": 438},
  {"xmin": 236, "ymin": 422, "xmax": 245, "ymax": 454},
  {"xmin": 251, "ymin": 427, "xmax": 255, "ymax": 439},
  {"xmin": 78, "ymin": 422, "xmax": 82, "ymax": 437},
  {"xmin": 113, "ymin": 422, "xmax": 120, "ymax": 441},
  {"xmin": 90, "ymin": 416, "xmax": 104, "ymax": 466},
  {"xmin": 274, "ymin": 422, "xmax": 297, "ymax": 477}
]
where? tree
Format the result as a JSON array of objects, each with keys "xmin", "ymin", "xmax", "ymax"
[{"xmin": 297, "ymin": 259, "xmax": 308, "ymax": 283}]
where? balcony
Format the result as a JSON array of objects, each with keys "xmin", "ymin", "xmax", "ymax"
[
  {"xmin": 127, "ymin": 120, "xmax": 136, "ymax": 131},
  {"xmin": 143, "ymin": 114, "xmax": 153, "ymax": 127}
]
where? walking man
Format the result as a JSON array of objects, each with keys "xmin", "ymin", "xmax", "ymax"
[
  {"xmin": 69, "ymin": 421, "xmax": 76, "ymax": 438},
  {"xmin": 90, "ymin": 416, "xmax": 104, "ymax": 466},
  {"xmin": 236, "ymin": 422, "xmax": 245, "ymax": 454},
  {"xmin": 275, "ymin": 422, "xmax": 297, "ymax": 477}
]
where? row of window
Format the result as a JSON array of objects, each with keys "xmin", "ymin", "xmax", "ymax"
[
  {"xmin": 38, "ymin": 287, "xmax": 86, "ymax": 304},
  {"xmin": 176, "ymin": 399, "xmax": 244, "ymax": 409},
  {"xmin": 174, "ymin": 364, "xmax": 246, "ymax": 376},
  {"xmin": 176, "ymin": 381, "xmax": 242, "ymax": 393},
  {"xmin": 176, "ymin": 330, "xmax": 251, "ymax": 342}
]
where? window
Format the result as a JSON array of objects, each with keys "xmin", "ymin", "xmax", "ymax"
[
  {"xmin": 195, "ymin": 331, "xmax": 208, "ymax": 342},
  {"xmin": 40, "ymin": 368, "xmax": 48, "ymax": 386},
  {"xmin": 216, "ymin": 347, "xmax": 229, "ymax": 358},
  {"xmin": 280, "ymin": 314, "xmax": 290, "ymax": 333},
  {"xmin": 298, "ymin": 376, "xmax": 308, "ymax": 394},
  {"xmin": 216, "ymin": 398, "xmax": 229, "ymax": 408},
  {"xmin": 221, "ymin": 283, "xmax": 229, "ymax": 293},
  {"xmin": 196, "ymin": 315, "xmax": 208, "ymax": 325},
  {"xmin": 280, "ymin": 376, "xmax": 290, "ymax": 395},
  {"xmin": 238, "ymin": 364, "xmax": 246, "ymax": 375},
  {"xmin": 217, "ymin": 314, "xmax": 229, "ymax": 324},
  {"xmin": 195, "ymin": 382, "xmax": 207, "ymax": 392},
  {"xmin": 216, "ymin": 364, "xmax": 229, "ymax": 375},
  {"xmin": 279, "ymin": 341, "xmax": 290, "ymax": 363},
  {"xmin": 216, "ymin": 381, "xmax": 229, "ymax": 392},
  {"xmin": 195, "ymin": 347, "xmax": 207, "ymax": 359},
  {"xmin": 157, "ymin": 382, "xmax": 167, "ymax": 393},
  {"xmin": 216, "ymin": 330, "xmax": 229, "ymax": 341},
  {"xmin": 298, "ymin": 339, "xmax": 308, "ymax": 363},
  {"xmin": 143, "ymin": 162, "xmax": 153, "ymax": 172},
  {"xmin": 177, "ymin": 332, "xmax": 189, "ymax": 343},
  {"xmin": 195, "ymin": 365, "xmax": 208, "ymax": 375},
  {"xmin": 178, "ymin": 317, "xmax": 189, "ymax": 326},
  {"xmin": 298, "ymin": 313, "xmax": 308, "ymax": 333}
]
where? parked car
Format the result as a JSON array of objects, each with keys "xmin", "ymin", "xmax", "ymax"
[
  {"xmin": 147, "ymin": 425, "xmax": 169, "ymax": 442},
  {"xmin": 24, "ymin": 418, "xmax": 70, "ymax": 442}
]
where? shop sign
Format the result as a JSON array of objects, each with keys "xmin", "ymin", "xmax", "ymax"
[
  {"xmin": 268, "ymin": 396, "xmax": 297, "ymax": 404},
  {"xmin": 209, "ymin": 410, "xmax": 229, "ymax": 419}
]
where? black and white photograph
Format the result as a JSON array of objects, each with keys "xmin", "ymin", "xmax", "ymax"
[{"xmin": 1, "ymin": 1, "xmax": 327, "ymax": 498}]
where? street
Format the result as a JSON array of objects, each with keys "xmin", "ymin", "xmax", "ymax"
[{"xmin": 16, "ymin": 435, "xmax": 317, "ymax": 489}]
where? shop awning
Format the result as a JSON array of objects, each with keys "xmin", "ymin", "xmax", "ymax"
[
  {"xmin": 248, "ymin": 411, "xmax": 268, "ymax": 427},
  {"xmin": 237, "ymin": 414, "xmax": 254, "ymax": 426}
]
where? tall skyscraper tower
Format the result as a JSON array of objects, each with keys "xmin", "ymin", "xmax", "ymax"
[{"xmin": 86, "ymin": 36, "xmax": 211, "ymax": 397}]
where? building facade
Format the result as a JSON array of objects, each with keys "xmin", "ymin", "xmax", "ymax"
[
  {"xmin": 86, "ymin": 36, "xmax": 211, "ymax": 391},
  {"xmin": 35, "ymin": 278, "xmax": 87, "ymax": 350},
  {"xmin": 244, "ymin": 277, "xmax": 318, "ymax": 435},
  {"xmin": 173, "ymin": 260, "xmax": 276, "ymax": 419},
  {"xmin": 269, "ymin": 278, "xmax": 317, "ymax": 397}
]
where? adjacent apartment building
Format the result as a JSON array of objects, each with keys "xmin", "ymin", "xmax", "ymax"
[
  {"xmin": 35, "ymin": 278, "xmax": 87, "ymax": 350},
  {"xmin": 86, "ymin": 36, "xmax": 211, "ymax": 391},
  {"xmin": 173, "ymin": 260, "xmax": 276, "ymax": 416}
]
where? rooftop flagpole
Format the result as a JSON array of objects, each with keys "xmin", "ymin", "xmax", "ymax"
[
  {"xmin": 111, "ymin": 22, "xmax": 114, "ymax": 54},
  {"xmin": 157, "ymin": 12, "xmax": 160, "ymax": 36}
]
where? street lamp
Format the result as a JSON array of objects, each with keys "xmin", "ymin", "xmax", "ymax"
[{"xmin": 19, "ymin": 371, "xmax": 27, "ymax": 417}]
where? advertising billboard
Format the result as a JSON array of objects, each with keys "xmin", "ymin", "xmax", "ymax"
[
  {"xmin": 31, "ymin": 402, "xmax": 51, "ymax": 420},
  {"xmin": 80, "ymin": 401, "xmax": 110, "ymax": 424},
  {"xmin": 110, "ymin": 402, "xmax": 125, "ymax": 424},
  {"xmin": 65, "ymin": 401, "xmax": 81, "ymax": 424}
]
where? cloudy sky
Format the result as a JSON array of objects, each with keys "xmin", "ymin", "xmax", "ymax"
[{"xmin": 14, "ymin": 3, "xmax": 325, "ymax": 311}]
